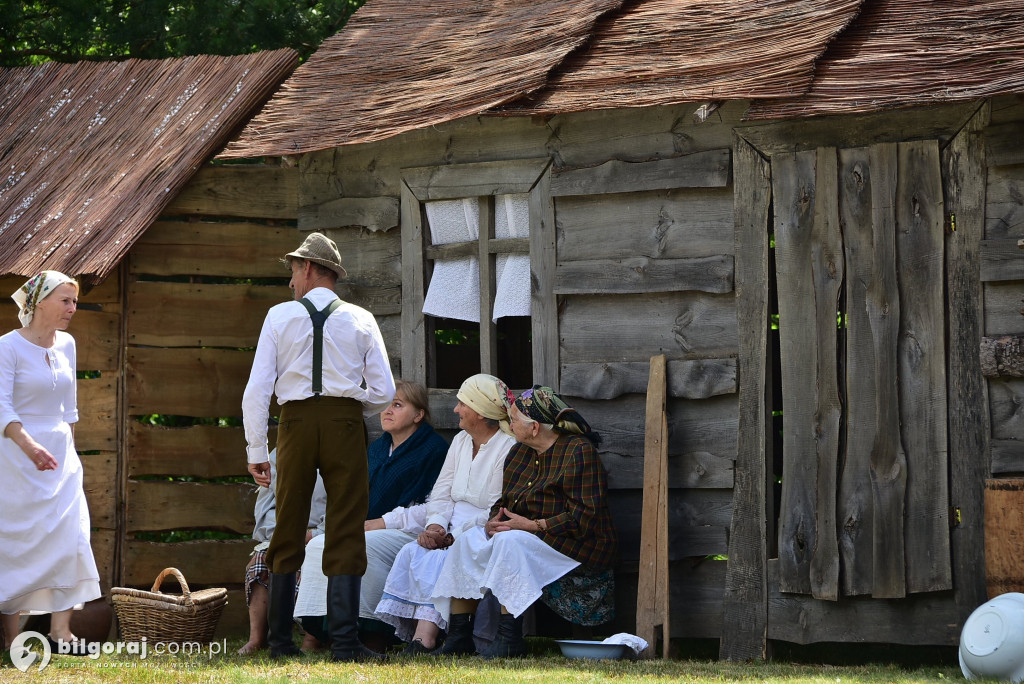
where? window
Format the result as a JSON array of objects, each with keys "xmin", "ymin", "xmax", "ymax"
[{"xmin": 400, "ymin": 158, "xmax": 556, "ymax": 390}]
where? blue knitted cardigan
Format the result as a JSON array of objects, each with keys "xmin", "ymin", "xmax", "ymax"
[{"xmin": 366, "ymin": 422, "xmax": 449, "ymax": 520}]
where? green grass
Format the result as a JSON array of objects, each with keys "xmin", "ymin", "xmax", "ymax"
[{"xmin": 1, "ymin": 638, "xmax": 965, "ymax": 683}]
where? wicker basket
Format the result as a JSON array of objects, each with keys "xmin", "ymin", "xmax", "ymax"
[{"xmin": 111, "ymin": 567, "xmax": 227, "ymax": 644}]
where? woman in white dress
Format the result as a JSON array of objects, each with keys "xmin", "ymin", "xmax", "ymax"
[
  {"xmin": 372, "ymin": 373, "xmax": 516, "ymax": 654},
  {"xmin": 0, "ymin": 271, "xmax": 101, "ymax": 654}
]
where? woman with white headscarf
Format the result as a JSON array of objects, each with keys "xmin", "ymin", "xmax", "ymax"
[
  {"xmin": 371, "ymin": 374, "xmax": 516, "ymax": 654},
  {"xmin": 0, "ymin": 271, "xmax": 100, "ymax": 656}
]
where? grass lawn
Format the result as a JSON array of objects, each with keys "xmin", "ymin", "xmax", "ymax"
[{"xmin": 1, "ymin": 637, "xmax": 966, "ymax": 683}]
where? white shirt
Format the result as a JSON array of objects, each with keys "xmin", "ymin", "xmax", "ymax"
[
  {"xmin": 242, "ymin": 287, "xmax": 395, "ymax": 464},
  {"xmin": 381, "ymin": 429, "xmax": 516, "ymax": 537}
]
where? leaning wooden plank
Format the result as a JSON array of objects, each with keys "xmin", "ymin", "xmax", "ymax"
[
  {"xmin": 720, "ymin": 135, "xmax": 771, "ymax": 661},
  {"xmin": 897, "ymin": 140, "xmax": 951, "ymax": 594},
  {"xmin": 559, "ymin": 358, "xmax": 737, "ymax": 400},
  {"xmin": 403, "ymin": 158, "xmax": 550, "ymax": 201},
  {"xmin": 127, "ymin": 348, "xmax": 253, "ymax": 417},
  {"xmin": 125, "ymin": 481, "xmax": 256, "ymax": 535},
  {"xmin": 942, "ymin": 102, "xmax": 991, "ymax": 623},
  {"xmin": 130, "ymin": 221, "xmax": 300, "ymax": 278},
  {"xmin": 637, "ymin": 355, "xmax": 668, "ymax": 659},
  {"xmin": 772, "ymin": 149, "xmax": 820, "ymax": 596},
  {"xmin": 554, "ymin": 255, "xmax": 733, "ymax": 295},
  {"xmin": 856, "ymin": 143, "xmax": 907, "ymax": 598},
  {"xmin": 550, "ymin": 149, "xmax": 731, "ymax": 197},
  {"xmin": 400, "ymin": 182, "xmax": 427, "ymax": 385},
  {"xmin": 766, "ymin": 561, "xmax": 960, "ymax": 646},
  {"xmin": 127, "ymin": 282, "xmax": 289, "ymax": 347},
  {"xmin": 559, "ymin": 292, "xmax": 738, "ymax": 364},
  {"xmin": 127, "ymin": 423, "xmax": 254, "ymax": 478},
  {"xmin": 299, "ymin": 196, "xmax": 400, "ymax": 233},
  {"xmin": 807, "ymin": 146, "xmax": 842, "ymax": 602},
  {"xmin": 836, "ymin": 145, "xmax": 879, "ymax": 597},
  {"xmin": 980, "ymin": 238, "xmax": 1024, "ymax": 282},
  {"xmin": 555, "ymin": 187, "xmax": 735, "ymax": 261},
  {"xmin": 123, "ymin": 540, "xmax": 255, "ymax": 586},
  {"xmin": 162, "ymin": 165, "xmax": 298, "ymax": 219}
]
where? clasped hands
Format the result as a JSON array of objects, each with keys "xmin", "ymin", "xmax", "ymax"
[
  {"xmin": 485, "ymin": 507, "xmax": 539, "ymax": 537},
  {"xmin": 418, "ymin": 524, "xmax": 454, "ymax": 550}
]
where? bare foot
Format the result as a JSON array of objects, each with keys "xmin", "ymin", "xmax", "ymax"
[
  {"xmin": 300, "ymin": 632, "xmax": 325, "ymax": 652},
  {"xmin": 237, "ymin": 639, "xmax": 266, "ymax": 655}
]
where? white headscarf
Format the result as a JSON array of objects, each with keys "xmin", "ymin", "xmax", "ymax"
[
  {"xmin": 456, "ymin": 373, "xmax": 515, "ymax": 436},
  {"xmin": 11, "ymin": 270, "xmax": 78, "ymax": 327}
]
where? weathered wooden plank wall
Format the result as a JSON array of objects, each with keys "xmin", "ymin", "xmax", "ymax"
[
  {"xmin": 122, "ymin": 162, "xmax": 303, "ymax": 637},
  {"xmin": 302, "ymin": 102, "xmax": 746, "ymax": 640}
]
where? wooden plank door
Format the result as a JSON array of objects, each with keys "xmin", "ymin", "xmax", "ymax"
[{"xmin": 772, "ymin": 142, "xmax": 951, "ymax": 600}]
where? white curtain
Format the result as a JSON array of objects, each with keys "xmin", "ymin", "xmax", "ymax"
[{"xmin": 421, "ymin": 194, "xmax": 531, "ymax": 323}]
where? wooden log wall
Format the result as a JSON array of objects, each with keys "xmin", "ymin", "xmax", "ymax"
[
  {"xmin": 982, "ymin": 96, "xmax": 1024, "ymax": 475},
  {"xmin": 0, "ymin": 273, "xmax": 122, "ymax": 596},
  {"xmin": 122, "ymin": 162, "xmax": 302, "ymax": 638},
  {"xmin": 301, "ymin": 102, "xmax": 746, "ymax": 639}
]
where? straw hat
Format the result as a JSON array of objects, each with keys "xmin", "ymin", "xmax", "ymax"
[{"xmin": 283, "ymin": 232, "xmax": 347, "ymax": 278}]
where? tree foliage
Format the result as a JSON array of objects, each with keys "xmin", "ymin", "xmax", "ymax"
[{"xmin": 0, "ymin": 0, "xmax": 366, "ymax": 67}]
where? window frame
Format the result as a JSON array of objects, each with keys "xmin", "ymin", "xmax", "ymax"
[{"xmin": 399, "ymin": 158, "xmax": 558, "ymax": 389}]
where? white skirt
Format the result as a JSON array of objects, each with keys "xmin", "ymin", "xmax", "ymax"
[
  {"xmin": 0, "ymin": 420, "xmax": 100, "ymax": 614},
  {"xmin": 430, "ymin": 527, "xmax": 580, "ymax": 623},
  {"xmin": 374, "ymin": 541, "xmax": 451, "ymax": 641}
]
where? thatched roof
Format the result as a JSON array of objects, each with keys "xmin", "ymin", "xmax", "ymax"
[
  {"xmin": 501, "ymin": 0, "xmax": 863, "ymax": 115},
  {"xmin": 0, "ymin": 50, "xmax": 297, "ymax": 282},
  {"xmin": 746, "ymin": 0, "xmax": 1024, "ymax": 119},
  {"xmin": 219, "ymin": 0, "xmax": 624, "ymax": 158},
  {"xmin": 223, "ymin": 0, "xmax": 1024, "ymax": 156}
]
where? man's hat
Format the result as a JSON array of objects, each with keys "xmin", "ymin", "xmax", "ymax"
[{"xmin": 283, "ymin": 232, "xmax": 347, "ymax": 278}]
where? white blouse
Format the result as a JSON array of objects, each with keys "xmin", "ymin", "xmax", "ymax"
[
  {"xmin": 0, "ymin": 330, "xmax": 78, "ymax": 432},
  {"xmin": 381, "ymin": 429, "xmax": 516, "ymax": 537}
]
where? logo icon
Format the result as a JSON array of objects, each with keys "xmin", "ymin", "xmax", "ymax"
[{"xmin": 10, "ymin": 630, "xmax": 51, "ymax": 672}]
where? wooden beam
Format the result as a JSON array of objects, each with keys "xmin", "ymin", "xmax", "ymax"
[
  {"xmin": 980, "ymin": 238, "xmax": 1024, "ymax": 283},
  {"xmin": 636, "ymin": 355, "xmax": 669, "ymax": 659},
  {"xmin": 129, "ymin": 222, "xmax": 300, "ymax": 278},
  {"xmin": 550, "ymin": 149, "xmax": 731, "ymax": 197},
  {"xmin": 560, "ymin": 358, "xmax": 737, "ymax": 401},
  {"xmin": 720, "ymin": 135, "xmax": 770, "ymax": 661},
  {"xmin": 299, "ymin": 195, "xmax": 399, "ymax": 233},
  {"xmin": 943, "ymin": 102, "xmax": 991, "ymax": 624},
  {"xmin": 529, "ymin": 165, "xmax": 559, "ymax": 389},
  {"xmin": 554, "ymin": 255, "xmax": 734, "ymax": 295},
  {"xmin": 478, "ymin": 196, "xmax": 497, "ymax": 375},
  {"xmin": 403, "ymin": 158, "xmax": 550, "ymax": 200},
  {"xmin": 400, "ymin": 181, "xmax": 428, "ymax": 385},
  {"xmin": 162, "ymin": 165, "xmax": 298, "ymax": 219}
]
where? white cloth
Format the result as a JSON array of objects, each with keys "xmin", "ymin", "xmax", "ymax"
[
  {"xmin": 602, "ymin": 633, "xmax": 649, "ymax": 655},
  {"xmin": 242, "ymin": 286, "xmax": 395, "ymax": 464},
  {"xmin": 293, "ymin": 527, "xmax": 416, "ymax": 620},
  {"xmin": 421, "ymin": 195, "xmax": 531, "ymax": 323},
  {"xmin": 252, "ymin": 448, "xmax": 327, "ymax": 543},
  {"xmin": 0, "ymin": 330, "xmax": 100, "ymax": 614},
  {"xmin": 430, "ymin": 527, "xmax": 580, "ymax": 623}
]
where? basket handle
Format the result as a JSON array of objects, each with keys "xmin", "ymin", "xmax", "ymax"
[{"xmin": 151, "ymin": 567, "xmax": 192, "ymax": 602}]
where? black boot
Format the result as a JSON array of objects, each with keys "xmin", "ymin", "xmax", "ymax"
[
  {"xmin": 328, "ymin": 575, "xmax": 386, "ymax": 662},
  {"xmin": 479, "ymin": 613, "xmax": 526, "ymax": 659},
  {"xmin": 267, "ymin": 572, "xmax": 302, "ymax": 658},
  {"xmin": 432, "ymin": 612, "xmax": 476, "ymax": 656}
]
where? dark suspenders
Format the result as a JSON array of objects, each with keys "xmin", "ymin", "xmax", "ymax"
[{"xmin": 299, "ymin": 297, "xmax": 342, "ymax": 396}]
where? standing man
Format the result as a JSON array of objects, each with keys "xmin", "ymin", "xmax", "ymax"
[{"xmin": 243, "ymin": 232, "xmax": 395, "ymax": 662}]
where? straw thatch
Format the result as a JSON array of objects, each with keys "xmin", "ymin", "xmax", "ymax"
[
  {"xmin": 500, "ymin": 0, "xmax": 863, "ymax": 115},
  {"xmin": 0, "ymin": 50, "xmax": 297, "ymax": 282},
  {"xmin": 218, "ymin": 0, "xmax": 624, "ymax": 158},
  {"xmin": 746, "ymin": 0, "xmax": 1024, "ymax": 119}
]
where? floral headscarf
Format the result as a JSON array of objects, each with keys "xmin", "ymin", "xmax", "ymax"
[
  {"xmin": 514, "ymin": 385, "xmax": 601, "ymax": 446},
  {"xmin": 11, "ymin": 271, "xmax": 78, "ymax": 327},
  {"xmin": 456, "ymin": 374, "xmax": 515, "ymax": 436}
]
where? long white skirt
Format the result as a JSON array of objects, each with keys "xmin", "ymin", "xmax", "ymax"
[
  {"xmin": 430, "ymin": 527, "xmax": 580, "ymax": 623},
  {"xmin": 374, "ymin": 540, "xmax": 452, "ymax": 641},
  {"xmin": 0, "ymin": 420, "xmax": 100, "ymax": 614}
]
